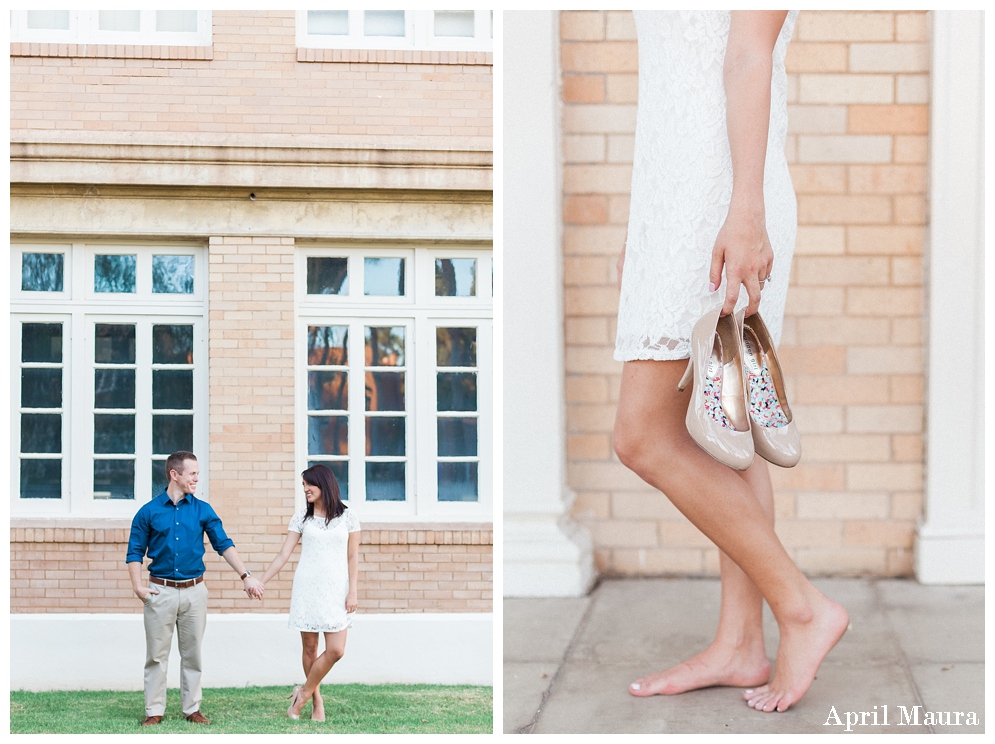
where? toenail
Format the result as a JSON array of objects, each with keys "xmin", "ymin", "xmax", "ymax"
[
  {"xmin": 631, "ymin": 683, "xmax": 640, "ymax": 690},
  {"xmin": 745, "ymin": 689, "xmax": 753, "ymax": 694}
]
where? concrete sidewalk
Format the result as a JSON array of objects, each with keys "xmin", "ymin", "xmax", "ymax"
[{"xmin": 504, "ymin": 578, "xmax": 984, "ymax": 734}]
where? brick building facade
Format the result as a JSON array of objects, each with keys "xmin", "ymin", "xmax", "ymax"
[{"xmin": 10, "ymin": 9, "xmax": 492, "ymax": 688}]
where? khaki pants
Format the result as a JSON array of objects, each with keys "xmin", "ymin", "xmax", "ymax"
[{"xmin": 142, "ymin": 581, "xmax": 208, "ymax": 717}]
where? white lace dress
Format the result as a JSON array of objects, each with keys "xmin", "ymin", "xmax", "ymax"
[
  {"xmin": 615, "ymin": 10, "xmax": 799, "ymax": 361},
  {"xmin": 287, "ymin": 508, "xmax": 361, "ymax": 633}
]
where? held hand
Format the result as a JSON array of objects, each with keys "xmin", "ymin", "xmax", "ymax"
[
  {"xmin": 708, "ymin": 206, "xmax": 774, "ymax": 317},
  {"xmin": 345, "ymin": 592, "xmax": 358, "ymax": 613},
  {"xmin": 243, "ymin": 577, "xmax": 264, "ymax": 600},
  {"xmin": 135, "ymin": 585, "xmax": 159, "ymax": 601}
]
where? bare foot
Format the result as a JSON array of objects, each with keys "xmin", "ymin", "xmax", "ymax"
[
  {"xmin": 629, "ymin": 642, "xmax": 771, "ymax": 696},
  {"xmin": 311, "ymin": 693, "xmax": 325, "ymax": 722},
  {"xmin": 743, "ymin": 595, "xmax": 849, "ymax": 712}
]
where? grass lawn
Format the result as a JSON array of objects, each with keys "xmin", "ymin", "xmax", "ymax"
[{"xmin": 9, "ymin": 684, "xmax": 492, "ymax": 734}]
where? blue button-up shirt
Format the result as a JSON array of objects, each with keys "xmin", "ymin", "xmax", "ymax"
[{"xmin": 126, "ymin": 492, "xmax": 235, "ymax": 580}]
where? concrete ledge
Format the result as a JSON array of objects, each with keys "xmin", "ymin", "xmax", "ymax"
[
  {"xmin": 11, "ymin": 612, "xmax": 492, "ymax": 691},
  {"xmin": 10, "ymin": 189, "xmax": 493, "ymax": 242},
  {"xmin": 10, "ymin": 140, "xmax": 493, "ymax": 192}
]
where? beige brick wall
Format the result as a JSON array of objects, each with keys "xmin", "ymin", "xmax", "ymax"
[
  {"xmin": 206, "ymin": 235, "xmax": 298, "ymax": 606},
  {"xmin": 9, "ymin": 10, "xmax": 491, "ymax": 143},
  {"xmin": 561, "ymin": 10, "xmax": 928, "ymax": 577},
  {"xmin": 9, "ymin": 526, "xmax": 493, "ymax": 613}
]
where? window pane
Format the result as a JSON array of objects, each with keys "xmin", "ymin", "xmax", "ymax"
[
  {"xmin": 437, "ymin": 327, "xmax": 477, "ymax": 367},
  {"xmin": 364, "ymin": 257, "xmax": 405, "ymax": 296},
  {"xmin": 366, "ymin": 372, "xmax": 404, "ymax": 412},
  {"xmin": 26, "ymin": 10, "xmax": 70, "ymax": 29},
  {"xmin": 94, "ymin": 254, "xmax": 137, "ymax": 293},
  {"xmin": 364, "ymin": 10, "xmax": 405, "ymax": 37},
  {"xmin": 21, "ymin": 253, "xmax": 64, "ymax": 292},
  {"xmin": 93, "ymin": 459, "xmax": 135, "ymax": 500},
  {"xmin": 308, "ymin": 326, "xmax": 348, "ymax": 365},
  {"xmin": 152, "ymin": 459, "xmax": 169, "ymax": 497},
  {"xmin": 434, "ymin": 10, "xmax": 474, "ymax": 37},
  {"xmin": 22, "ymin": 369, "xmax": 63, "ymax": 409},
  {"xmin": 153, "ymin": 325, "xmax": 193, "ymax": 364},
  {"xmin": 435, "ymin": 258, "xmax": 476, "ymax": 296},
  {"xmin": 330, "ymin": 461, "xmax": 349, "ymax": 500},
  {"xmin": 152, "ymin": 255, "xmax": 195, "ymax": 294},
  {"xmin": 308, "ymin": 371, "xmax": 348, "ymax": 411},
  {"xmin": 153, "ymin": 370, "xmax": 193, "ymax": 410},
  {"xmin": 365, "ymin": 462, "xmax": 405, "ymax": 501},
  {"xmin": 365, "ymin": 327, "xmax": 405, "ymax": 367},
  {"xmin": 94, "ymin": 369, "xmax": 135, "ymax": 409},
  {"xmin": 99, "ymin": 10, "xmax": 140, "ymax": 32},
  {"xmin": 307, "ymin": 10, "xmax": 348, "ymax": 35},
  {"xmin": 94, "ymin": 414, "xmax": 136, "ymax": 454},
  {"xmin": 152, "ymin": 415, "xmax": 193, "ymax": 454},
  {"xmin": 307, "ymin": 257, "xmax": 348, "ymax": 295},
  {"xmin": 21, "ymin": 414, "xmax": 62, "ymax": 453},
  {"xmin": 366, "ymin": 417, "xmax": 405, "ymax": 456},
  {"xmin": 20, "ymin": 459, "xmax": 61, "ymax": 499},
  {"xmin": 156, "ymin": 10, "xmax": 198, "ymax": 32},
  {"xmin": 22, "ymin": 323, "xmax": 63, "ymax": 363},
  {"xmin": 308, "ymin": 416, "xmax": 348, "ymax": 456},
  {"xmin": 438, "ymin": 462, "xmax": 478, "ymax": 502},
  {"xmin": 438, "ymin": 417, "xmax": 477, "ymax": 457},
  {"xmin": 437, "ymin": 372, "xmax": 477, "ymax": 411},
  {"xmin": 95, "ymin": 324, "xmax": 136, "ymax": 364}
]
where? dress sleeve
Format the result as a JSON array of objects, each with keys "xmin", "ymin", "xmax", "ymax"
[
  {"xmin": 345, "ymin": 508, "xmax": 361, "ymax": 533},
  {"xmin": 288, "ymin": 509, "xmax": 304, "ymax": 534}
]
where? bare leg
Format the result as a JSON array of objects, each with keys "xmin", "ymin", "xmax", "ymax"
[
  {"xmin": 630, "ymin": 460, "xmax": 773, "ymax": 695},
  {"xmin": 300, "ymin": 632, "xmax": 324, "ymax": 721},
  {"xmin": 614, "ymin": 360, "xmax": 847, "ymax": 712},
  {"xmin": 290, "ymin": 630, "xmax": 347, "ymax": 719}
]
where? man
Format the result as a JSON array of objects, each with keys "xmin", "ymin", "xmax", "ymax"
[{"xmin": 126, "ymin": 450, "xmax": 263, "ymax": 726}]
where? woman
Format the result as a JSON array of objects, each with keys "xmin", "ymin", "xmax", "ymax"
[
  {"xmin": 257, "ymin": 464, "xmax": 360, "ymax": 721},
  {"xmin": 613, "ymin": 11, "xmax": 848, "ymax": 713}
]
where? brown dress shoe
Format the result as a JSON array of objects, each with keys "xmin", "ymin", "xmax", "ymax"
[
  {"xmin": 141, "ymin": 715, "xmax": 163, "ymax": 726},
  {"xmin": 186, "ymin": 711, "xmax": 211, "ymax": 724}
]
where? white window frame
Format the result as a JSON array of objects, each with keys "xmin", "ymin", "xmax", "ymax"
[
  {"xmin": 296, "ymin": 244, "xmax": 492, "ymax": 522},
  {"xmin": 9, "ymin": 10, "xmax": 212, "ymax": 46},
  {"xmin": 296, "ymin": 9, "xmax": 492, "ymax": 52},
  {"xmin": 10, "ymin": 242, "xmax": 209, "ymax": 518}
]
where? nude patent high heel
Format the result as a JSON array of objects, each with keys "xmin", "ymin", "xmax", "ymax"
[
  {"xmin": 741, "ymin": 312, "xmax": 801, "ymax": 467},
  {"xmin": 287, "ymin": 685, "xmax": 305, "ymax": 720},
  {"xmin": 677, "ymin": 306, "xmax": 754, "ymax": 470}
]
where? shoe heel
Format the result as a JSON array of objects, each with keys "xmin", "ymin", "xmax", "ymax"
[{"xmin": 677, "ymin": 357, "xmax": 694, "ymax": 391}]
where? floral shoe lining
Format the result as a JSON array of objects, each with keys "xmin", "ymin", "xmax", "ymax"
[
  {"xmin": 743, "ymin": 334, "xmax": 789, "ymax": 428},
  {"xmin": 703, "ymin": 341, "xmax": 733, "ymax": 429}
]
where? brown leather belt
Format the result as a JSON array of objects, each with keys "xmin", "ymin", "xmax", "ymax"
[{"xmin": 150, "ymin": 575, "xmax": 203, "ymax": 588}]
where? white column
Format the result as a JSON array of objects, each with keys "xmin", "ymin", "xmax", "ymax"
[
  {"xmin": 502, "ymin": 11, "xmax": 594, "ymax": 597},
  {"xmin": 915, "ymin": 11, "xmax": 985, "ymax": 584}
]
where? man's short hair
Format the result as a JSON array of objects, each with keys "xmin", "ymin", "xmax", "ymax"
[{"xmin": 165, "ymin": 451, "xmax": 198, "ymax": 480}]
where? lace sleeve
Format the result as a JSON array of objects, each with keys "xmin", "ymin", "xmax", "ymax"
[
  {"xmin": 344, "ymin": 508, "xmax": 361, "ymax": 533},
  {"xmin": 287, "ymin": 509, "xmax": 304, "ymax": 534}
]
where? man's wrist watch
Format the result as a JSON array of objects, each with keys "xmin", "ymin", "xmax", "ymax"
[{"xmin": 240, "ymin": 571, "xmax": 251, "ymax": 580}]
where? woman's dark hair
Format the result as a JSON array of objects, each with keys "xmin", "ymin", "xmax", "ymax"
[{"xmin": 301, "ymin": 464, "xmax": 346, "ymax": 525}]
